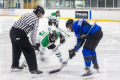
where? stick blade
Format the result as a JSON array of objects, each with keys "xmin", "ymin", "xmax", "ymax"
[{"xmin": 49, "ymin": 69, "xmax": 61, "ymax": 74}]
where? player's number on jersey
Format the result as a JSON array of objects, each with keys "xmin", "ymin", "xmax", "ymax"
[
  {"xmin": 78, "ymin": 19, "xmax": 84, "ymax": 27},
  {"xmin": 40, "ymin": 31, "xmax": 47, "ymax": 37}
]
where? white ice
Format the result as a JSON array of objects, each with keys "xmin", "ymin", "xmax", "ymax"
[{"xmin": 0, "ymin": 16, "xmax": 120, "ymax": 80}]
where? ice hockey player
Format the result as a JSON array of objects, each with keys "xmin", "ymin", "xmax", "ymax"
[
  {"xmin": 48, "ymin": 10, "xmax": 61, "ymax": 32},
  {"xmin": 34, "ymin": 30, "xmax": 67, "ymax": 65},
  {"xmin": 66, "ymin": 19, "xmax": 103, "ymax": 76}
]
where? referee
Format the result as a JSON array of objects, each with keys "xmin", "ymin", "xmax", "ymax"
[{"xmin": 9, "ymin": 6, "xmax": 45, "ymax": 76}]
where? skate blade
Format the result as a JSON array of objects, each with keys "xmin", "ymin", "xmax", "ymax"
[
  {"xmin": 21, "ymin": 65, "xmax": 27, "ymax": 68},
  {"xmin": 11, "ymin": 69, "xmax": 23, "ymax": 72},
  {"xmin": 82, "ymin": 73, "xmax": 92, "ymax": 77},
  {"xmin": 83, "ymin": 76, "xmax": 94, "ymax": 80},
  {"xmin": 96, "ymin": 69, "xmax": 100, "ymax": 73},
  {"xmin": 32, "ymin": 73, "xmax": 43, "ymax": 78}
]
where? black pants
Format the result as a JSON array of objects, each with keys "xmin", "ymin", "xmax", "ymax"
[
  {"xmin": 83, "ymin": 29, "xmax": 103, "ymax": 51},
  {"xmin": 9, "ymin": 27, "xmax": 38, "ymax": 71}
]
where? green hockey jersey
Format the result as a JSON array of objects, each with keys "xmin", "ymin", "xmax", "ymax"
[
  {"xmin": 37, "ymin": 31, "xmax": 60, "ymax": 47},
  {"xmin": 48, "ymin": 12, "xmax": 61, "ymax": 24}
]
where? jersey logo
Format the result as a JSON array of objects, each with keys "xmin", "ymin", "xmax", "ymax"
[
  {"xmin": 39, "ymin": 31, "xmax": 48, "ymax": 37},
  {"xmin": 77, "ymin": 19, "xmax": 84, "ymax": 27}
]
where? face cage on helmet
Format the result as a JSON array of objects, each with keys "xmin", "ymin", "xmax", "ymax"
[
  {"xmin": 36, "ymin": 10, "xmax": 44, "ymax": 17},
  {"xmin": 67, "ymin": 28, "xmax": 73, "ymax": 32},
  {"xmin": 66, "ymin": 24, "xmax": 73, "ymax": 32},
  {"xmin": 38, "ymin": 13, "xmax": 44, "ymax": 18},
  {"xmin": 56, "ymin": 10, "xmax": 60, "ymax": 13},
  {"xmin": 67, "ymin": 28, "xmax": 72, "ymax": 32},
  {"xmin": 49, "ymin": 33, "xmax": 57, "ymax": 39},
  {"xmin": 56, "ymin": 13, "xmax": 59, "ymax": 17},
  {"xmin": 56, "ymin": 12, "xmax": 59, "ymax": 14},
  {"xmin": 50, "ymin": 36, "xmax": 57, "ymax": 40}
]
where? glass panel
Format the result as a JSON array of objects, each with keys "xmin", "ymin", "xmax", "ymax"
[
  {"xmin": 46, "ymin": 0, "xmax": 53, "ymax": 8},
  {"xmin": 4, "ymin": 0, "xmax": 12, "ymax": 9},
  {"xmin": 3, "ymin": 0, "xmax": 24, "ymax": 9},
  {"xmin": 24, "ymin": 0, "xmax": 31, "ymax": 3},
  {"xmin": 44, "ymin": 0, "xmax": 46, "ymax": 8},
  {"xmin": 46, "ymin": 0, "xmax": 70, "ymax": 9},
  {"xmin": 106, "ymin": 0, "xmax": 113, "ymax": 7},
  {"xmin": 53, "ymin": 0, "xmax": 59, "ymax": 8},
  {"xmin": 24, "ymin": 0, "xmax": 27, "ymax": 3},
  {"xmin": 3, "ymin": 0, "xmax": 120, "ymax": 10},
  {"xmin": 0, "ymin": 0, "xmax": 3, "ymax": 9},
  {"xmin": 84, "ymin": 0, "xmax": 90, "ymax": 7},
  {"xmin": 71, "ymin": 0, "xmax": 84, "ymax": 9},
  {"xmin": 65, "ymin": 0, "xmax": 70, "ymax": 7},
  {"xmin": 38, "ymin": 0, "xmax": 45, "ymax": 8},
  {"xmin": 98, "ymin": 0, "xmax": 105, "ymax": 7},
  {"xmin": 60, "ymin": 0, "xmax": 65, "ymax": 8},
  {"xmin": 114, "ymin": 0, "xmax": 117, "ymax": 7},
  {"xmin": 75, "ymin": 0, "xmax": 84, "ymax": 8},
  {"xmin": 60, "ymin": 0, "xmax": 70, "ymax": 8},
  {"xmin": 91, "ymin": 0, "xmax": 97, "ymax": 7},
  {"xmin": 10, "ymin": 0, "xmax": 23, "ymax": 9}
]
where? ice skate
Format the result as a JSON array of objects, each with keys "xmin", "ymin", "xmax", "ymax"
[
  {"xmin": 93, "ymin": 61, "xmax": 100, "ymax": 73},
  {"xmin": 82, "ymin": 67, "xmax": 92, "ymax": 76},
  {"xmin": 11, "ymin": 66, "xmax": 23, "ymax": 72},
  {"xmin": 30, "ymin": 70, "xmax": 43, "ymax": 78}
]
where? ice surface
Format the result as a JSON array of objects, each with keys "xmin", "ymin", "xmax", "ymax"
[{"xmin": 0, "ymin": 16, "xmax": 120, "ymax": 80}]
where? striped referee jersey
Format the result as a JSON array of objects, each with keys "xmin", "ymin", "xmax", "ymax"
[{"xmin": 13, "ymin": 12, "xmax": 39, "ymax": 45}]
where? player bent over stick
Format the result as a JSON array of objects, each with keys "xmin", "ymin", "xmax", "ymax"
[
  {"xmin": 35, "ymin": 30, "xmax": 67, "ymax": 65},
  {"xmin": 22, "ymin": 30, "xmax": 67, "ymax": 67},
  {"xmin": 66, "ymin": 19, "xmax": 103, "ymax": 76}
]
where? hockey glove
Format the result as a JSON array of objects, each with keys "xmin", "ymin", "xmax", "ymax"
[
  {"xmin": 49, "ymin": 19, "xmax": 52, "ymax": 23},
  {"xmin": 33, "ymin": 43, "xmax": 40, "ymax": 50},
  {"xmin": 69, "ymin": 49, "xmax": 75, "ymax": 59},
  {"xmin": 60, "ymin": 36, "xmax": 65, "ymax": 44},
  {"xmin": 56, "ymin": 24, "xmax": 58, "ymax": 28}
]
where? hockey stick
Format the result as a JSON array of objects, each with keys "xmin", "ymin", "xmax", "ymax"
[
  {"xmin": 21, "ymin": 44, "xmax": 61, "ymax": 68},
  {"xmin": 47, "ymin": 43, "xmax": 62, "ymax": 56},
  {"xmin": 80, "ymin": 20, "xmax": 98, "ymax": 38},
  {"xmin": 58, "ymin": 27, "xmax": 70, "ymax": 37},
  {"xmin": 49, "ymin": 20, "xmax": 98, "ymax": 74},
  {"xmin": 53, "ymin": 43, "xmax": 61, "ymax": 51},
  {"xmin": 87, "ymin": 20, "xmax": 98, "ymax": 35},
  {"xmin": 49, "ymin": 39, "xmax": 84, "ymax": 74}
]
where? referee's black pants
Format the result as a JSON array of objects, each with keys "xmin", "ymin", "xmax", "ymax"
[{"xmin": 9, "ymin": 27, "xmax": 38, "ymax": 71}]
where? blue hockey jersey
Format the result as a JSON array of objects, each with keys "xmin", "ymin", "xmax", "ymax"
[{"xmin": 73, "ymin": 19, "xmax": 101, "ymax": 51}]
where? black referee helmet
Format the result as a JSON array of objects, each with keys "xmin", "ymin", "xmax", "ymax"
[{"xmin": 33, "ymin": 6, "xmax": 45, "ymax": 15}]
